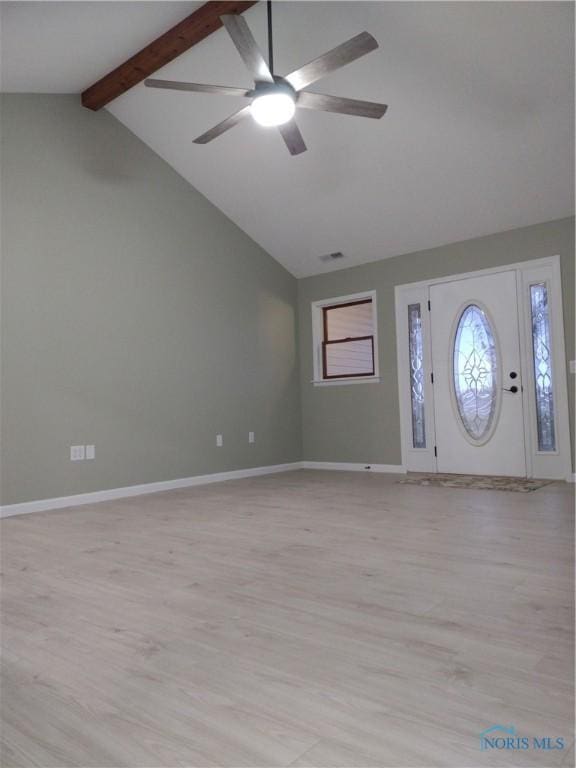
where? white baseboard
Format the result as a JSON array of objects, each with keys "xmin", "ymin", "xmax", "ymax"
[
  {"xmin": 0, "ymin": 462, "xmax": 303, "ymax": 519},
  {"xmin": 0, "ymin": 460, "xmax": 409, "ymax": 519},
  {"xmin": 301, "ymin": 461, "xmax": 406, "ymax": 474}
]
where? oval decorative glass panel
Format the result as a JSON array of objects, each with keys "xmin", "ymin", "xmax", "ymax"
[{"xmin": 453, "ymin": 304, "xmax": 498, "ymax": 442}]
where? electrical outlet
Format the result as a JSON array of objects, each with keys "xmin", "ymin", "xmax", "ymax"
[
  {"xmin": 85, "ymin": 445, "xmax": 95, "ymax": 460},
  {"xmin": 216, "ymin": 434, "xmax": 223, "ymax": 447},
  {"xmin": 570, "ymin": 360, "xmax": 576, "ymax": 375},
  {"xmin": 70, "ymin": 445, "xmax": 85, "ymax": 461}
]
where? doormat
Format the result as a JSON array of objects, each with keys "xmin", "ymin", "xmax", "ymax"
[{"xmin": 398, "ymin": 474, "xmax": 555, "ymax": 492}]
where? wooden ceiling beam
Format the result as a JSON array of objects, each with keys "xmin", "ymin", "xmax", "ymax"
[{"xmin": 81, "ymin": 0, "xmax": 258, "ymax": 111}]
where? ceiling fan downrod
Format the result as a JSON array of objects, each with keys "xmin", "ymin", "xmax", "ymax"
[{"xmin": 267, "ymin": 0, "xmax": 274, "ymax": 75}]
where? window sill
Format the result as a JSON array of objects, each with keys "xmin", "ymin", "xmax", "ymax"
[{"xmin": 311, "ymin": 376, "xmax": 381, "ymax": 387}]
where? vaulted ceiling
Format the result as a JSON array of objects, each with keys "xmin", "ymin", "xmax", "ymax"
[{"xmin": 2, "ymin": 1, "xmax": 574, "ymax": 277}]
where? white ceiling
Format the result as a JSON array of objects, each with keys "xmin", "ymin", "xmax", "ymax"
[
  {"xmin": 0, "ymin": 2, "xmax": 204, "ymax": 93},
  {"xmin": 2, "ymin": 1, "xmax": 574, "ymax": 277}
]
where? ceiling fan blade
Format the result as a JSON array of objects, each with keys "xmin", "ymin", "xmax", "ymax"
[
  {"xmin": 285, "ymin": 32, "xmax": 378, "ymax": 91},
  {"xmin": 278, "ymin": 119, "xmax": 307, "ymax": 156},
  {"xmin": 193, "ymin": 105, "xmax": 252, "ymax": 144},
  {"xmin": 145, "ymin": 79, "xmax": 251, "ymax": 97},
  {"xmin": 220, "ymin": 14, "xmax": 274, "ymax": 84},
  {"xmin": 297, "ymin": 91, "xmax": 387, "ymax": 119}
]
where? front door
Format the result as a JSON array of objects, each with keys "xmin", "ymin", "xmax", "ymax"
[{"xmin": 430, "ymin": 270, "xmax": 526, "ymax": 477}]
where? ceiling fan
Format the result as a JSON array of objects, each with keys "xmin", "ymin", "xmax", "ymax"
[{"xmin": 145, "ymin": 1, "xmax": 387, "ymax": 155}]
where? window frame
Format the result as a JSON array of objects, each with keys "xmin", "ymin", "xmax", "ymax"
[
  {"xmin": 322, "ymin": 299, "xmax": 375, "ymax": 380},
  {"xmin": 311, "ymin": 291, "xmax": 380, "ymax": 386}
]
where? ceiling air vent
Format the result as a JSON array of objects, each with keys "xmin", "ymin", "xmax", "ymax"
[{"xmin": 319, "ymin": 251, "xmax": 345, "ymax": 263}]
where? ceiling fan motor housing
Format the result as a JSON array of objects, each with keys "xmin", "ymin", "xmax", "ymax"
[{"xmin": 251, "ymin": 78, "xmax": 296, "ymax": 100}]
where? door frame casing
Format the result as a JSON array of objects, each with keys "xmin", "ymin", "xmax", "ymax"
[{"xmin": 394, "ymin": 255, "xmax": 572, "ymax": 480}]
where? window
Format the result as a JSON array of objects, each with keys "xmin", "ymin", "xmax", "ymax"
[
  {"xmin": 452, "ymin": 304, "xmax": 498, "ymax": 443},
  {"xmin": 530, "ymin": 283, "xmax": 556, "ymax": 451},
  {"xmin": 312, "ymin": 292, "xmax": 378, "ymax": 383},
  {"xmin": 407, "ymin": 303, "xmax": 426, "ymax": 448}
]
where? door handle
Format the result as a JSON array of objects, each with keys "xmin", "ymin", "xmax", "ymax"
[{"xmin": 503, "ymin": 385, "xmax": 519, "ymax": 393}]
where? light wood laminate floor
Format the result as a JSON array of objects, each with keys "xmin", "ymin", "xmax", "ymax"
[{"xmin": 1, "ymin": 470, "xmax": 574, "ymax": 767}]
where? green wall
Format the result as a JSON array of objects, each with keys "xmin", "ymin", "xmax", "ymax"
[
  {"xmin": 0, "ymin": 95, "xmax": 301, "ymax": 505},
  {"xmin": 2, "ymin": 95, "xmax": 573, "ymax": 505},
  {"xmin": 298, "ymin": 218, "xmax": 575, "ymax": 468}
]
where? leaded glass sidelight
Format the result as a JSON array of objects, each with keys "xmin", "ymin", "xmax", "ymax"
[
  {"xmin": 530, "ymin": 283, "xmax": 556, "ymax": 451},
  {"xmin": 408, "ymin": 304, "xmax": 426, "ymax": 448},
  {"xmin": 453, "ymin": 304, "xmax": 498, "ymax": 442}
]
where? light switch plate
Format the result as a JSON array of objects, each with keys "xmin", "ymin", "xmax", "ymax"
[
  {"xmin": 248, "ymin": 431, "xmax": 255, "ymax": 444},
  {"xmin": 85, "ymin": 445, "xmax": 95, "ymax": 460},
  {"xmin": 570, "ymin": 360, "xmax": 576, "ymax": 374},
  {"xmin": 216, "ymin": 434, "xmax": 223, "ymax": 447},
  {"xmin": 70, "ymin": 445, "xmax": 85, "ymax": 461}
]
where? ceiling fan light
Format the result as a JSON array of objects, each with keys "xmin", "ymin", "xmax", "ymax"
[{"xmin": 251, "ymin": 92, "xmax": 295, "ymax": 127}]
